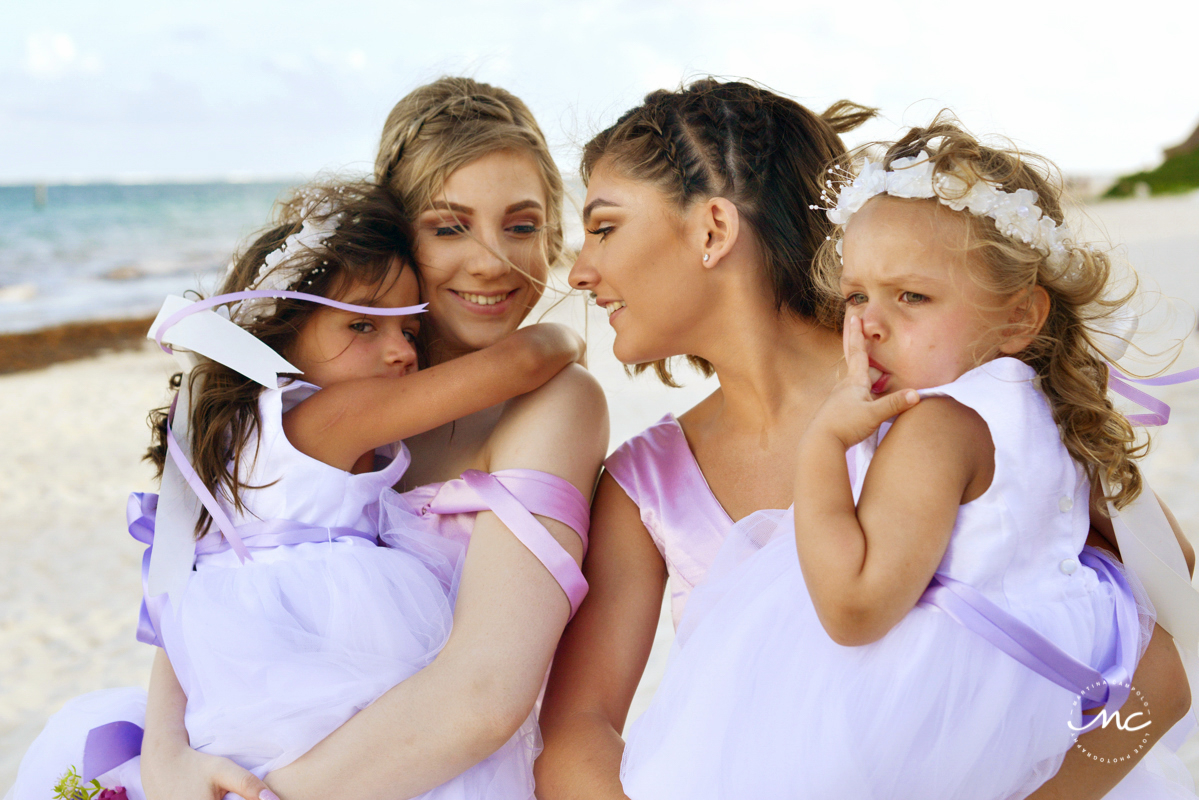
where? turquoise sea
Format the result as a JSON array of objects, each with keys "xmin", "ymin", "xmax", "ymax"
[{"xmin": 0, "ymin": 181, "xmax": 300, "ymax": 333}]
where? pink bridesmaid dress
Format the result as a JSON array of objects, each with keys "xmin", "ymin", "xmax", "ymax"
[{"xmin": 605, "ymin": 366, "xmax": 1193, "ymax": 799}]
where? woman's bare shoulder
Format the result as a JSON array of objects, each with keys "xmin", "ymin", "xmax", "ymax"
[
  {"xmin": 513, "ymin": 363, "xmax": 606, "ymax": 417},
  {"xmin": 486, "ymin": 365, "xmax": 609, "ymax": 490}
]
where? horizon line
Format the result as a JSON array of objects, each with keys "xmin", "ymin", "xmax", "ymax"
[{"xmin": 0, "ymin": 172, "xmax": 338, "ymax": 189}]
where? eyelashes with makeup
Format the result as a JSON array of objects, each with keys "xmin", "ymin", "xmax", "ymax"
[
  {"xmin": 585, "ymin": 225, "xmax": 614, "ymax": 240},
  {"xmin": 429, "ymin": 221, "xmax": 542, "ymax": 238}
]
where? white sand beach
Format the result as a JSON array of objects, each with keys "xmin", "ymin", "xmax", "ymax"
[{"xmin": 3, "ymin": 192, "xmax": 1199, "ymax": 792}]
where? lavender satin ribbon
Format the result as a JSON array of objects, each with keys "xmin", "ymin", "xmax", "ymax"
[
  {"xmin": 128, "ymin": 492, "xmax": 168, "ymax": 647},
  {"xmin": 153, "ymin": 289, "xmax": 427, "ymax": 355},
  {"xmin": 919, "ymin": 547, "xmax": 1138, "ymax": 726},
  {"xmin": 127, "ymin": 490, "xmax": 377, "ymax": 647},
  {"xmin": 82, "ymin": 720, "xmax": 143, "ymax": 782},
  {"xmin": 422, "ymin": 469, "xmax": 590, "ymax": 616},
  {"xmin": 1107, "ymin": 364, "xmax": 1199, "ymax": 427},
  {"xmin": 164, "ymin": 394, "xmax": 253, "ymax": 564}
]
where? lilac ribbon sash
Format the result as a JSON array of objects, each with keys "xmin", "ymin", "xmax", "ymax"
[
  {"xmin": 127, "ymin": 492, "xmax": 168, "ymax": 648},
  {"xmin": 127, "ymin": 489, "xmax": 378, "ymax": 647},
  {"xmin": 919, "ymin": 548, "xmax": 1138, "ymax": 726},
  {"xmin": 153, "ymin": 288, "xmax": 427, "ymax": 355},
  {"xmin": 1107, "ymin": 363, "xmax": 1199, "ymax": 427},
  {"xmin": 82, "ymin": 720, "xmax": 143, "ymax": 782},
  {"xmin": 422, "ymin": 469, "xmax": 590, "ymax": 617},
  {"xmin": 164, "ymin": 394, "xmax": 254, "ymax": 564}
]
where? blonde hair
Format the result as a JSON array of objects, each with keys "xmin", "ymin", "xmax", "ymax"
[
  {"xmin": 813, "ymin": 116, "xmax": 1145, "ymax": 509},
  {"xmin": 375, "ymin": 76, "xmax": 564, "ymax": 270}
]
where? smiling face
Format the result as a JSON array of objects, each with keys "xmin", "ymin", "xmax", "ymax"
[
  {"xmin": 288, "ymin": 260, "xmax": 422, "ymax": 389},
  {"xmin": 414, "ymin": 149, "xmax": 549, "ymax": 362},
  {"xmin": 568, "ymin": 161, "xmax": 712, "ymax": 365},
  {"xmin": 839, "ymin": 197, "xmax": 1025, "ymax": 395}
]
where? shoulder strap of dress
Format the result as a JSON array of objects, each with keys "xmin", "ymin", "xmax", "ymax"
[
  {"xmin": 605, "ymin": 416, "xmax": 677, "ymax": 508},
  {"xmin": 604, "ymin": 415, "xmax": 724, "ymax": 525},
  {"xmin": 422, "ymin": 469, "xmax": 590, "ymax": 618}
]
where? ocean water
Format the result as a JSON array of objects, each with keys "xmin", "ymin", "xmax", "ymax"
[{"xmin": 0, "ymin": 181, "xmax": 299, "ymax": 333}]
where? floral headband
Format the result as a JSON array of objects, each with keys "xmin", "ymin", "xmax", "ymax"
[
  {"xmin": 227, "ymin": 198, "xmax": 344, "ymax": 323},
  {"xmin": 816, "ymin": 155, "xmax": 1075, "ymax": 269}
]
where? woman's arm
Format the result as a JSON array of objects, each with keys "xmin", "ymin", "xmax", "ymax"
[
  {"xmin": 1085, "ymin": 487, "xmax": 1195, "ymax": 578},
  {"xmin": 1026, "ymin": 622, "xmax": 1192, "ymax": 798},
  {"xmin": 536, "ymin": 471, "xmax": 669, "ymax": 800},
  {"xmin": 285, "ymin": 322, "xmax": 585, "ymax": 470},
  {"xmin": 263, "ymin": 365, "xmax": 609, "ymax": 800},
  {"xmin": 1025, "ymin": 500, "xmax": 1194, "ymax": 797},
  {"xmin": 141, "ymin": 649, "xmax": 277, "ymax": 800}
]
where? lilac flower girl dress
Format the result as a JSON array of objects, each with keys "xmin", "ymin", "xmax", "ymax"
[
  {"xmin": 609, "ymin": 359, "xmax": 1193, "ymax": 800},
  {"xmin": 8, "ymin": 379, "xmax": 590, "ymax": 800}
]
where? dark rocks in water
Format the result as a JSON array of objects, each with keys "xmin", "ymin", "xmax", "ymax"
[{"xmin": 0, "ymin": 316, "xmax": 156, "ymax": 374}]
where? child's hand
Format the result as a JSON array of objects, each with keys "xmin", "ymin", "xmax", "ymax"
[
  {"xmin": 813, "ymin": 315, "xmax": 920, "ymax": 449},
  {"xmin": 520, "ymin": 323, "xmax": 587, "ymax": 367}
]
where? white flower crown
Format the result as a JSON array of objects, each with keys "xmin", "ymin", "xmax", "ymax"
[
  {"xmin": 229, "ymin": 198, "xmax": 344, "ymax": 323},
  {"xmin": 818, "ymin": 155, "xmax": 1075, "ymax": 269}
]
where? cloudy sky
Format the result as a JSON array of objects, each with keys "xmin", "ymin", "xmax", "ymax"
[{"xmin": 4, "ymin": 0, "xmax": 1197, "ymax": 184}]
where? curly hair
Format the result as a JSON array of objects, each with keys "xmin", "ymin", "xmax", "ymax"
[
  {"xmin": 812, "ymin": 115, "xmax": 1145, "ymax": 509},
  {"xmin": 145, "ymin": 181, "xmax": 417, "ymax": 536},
  {"xmin": 581, "ymin": 77, "xmax": 874, "ymax": 386}
]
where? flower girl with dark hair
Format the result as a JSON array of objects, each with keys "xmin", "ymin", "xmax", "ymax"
[{"xmin": 8, "ymin": 181, "xmax": 590, "ymax": 800}]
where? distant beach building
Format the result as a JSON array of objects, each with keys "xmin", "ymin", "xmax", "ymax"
[
  {"xmin": 1063, "ymin": 174, "xmax": 1116, "ymax": 200},
  {"xmin": 1164, "ymin": 121, "xmax": 1199, "ymax": 160},
  {"xmin": 1104, "ymin": 116, "xmax": 1199, "ymax": 199}
]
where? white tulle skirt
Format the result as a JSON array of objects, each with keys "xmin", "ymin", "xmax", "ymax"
[
  {"xmin": 620, "ymin": 514, "xmax": 1188, "ymax": 800},
  {"xmin": 7, "ymin": 527, "xmax": 538, "ymax": 800}
]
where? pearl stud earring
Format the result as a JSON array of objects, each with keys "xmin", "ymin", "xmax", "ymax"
[{"xmin": 703, "ymin": 253, "xmax": 710, "ymax": 263}]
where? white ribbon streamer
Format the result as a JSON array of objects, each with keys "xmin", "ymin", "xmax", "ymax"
[
  {"xmin": 1103, "ymin": 475, "xmax": 1199, "ymax": 656},
  {"xmin": 144, "ymin": 295, "xmax": 302, "ymax": 603}
]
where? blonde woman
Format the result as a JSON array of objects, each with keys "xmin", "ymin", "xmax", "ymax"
[{"xmin": 138, "ymin": 78, "xmax": 608, "ymax": 800}]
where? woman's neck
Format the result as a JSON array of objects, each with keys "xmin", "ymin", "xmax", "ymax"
[
  {"xmin": 689, "ymin": 295, "xmax": 844, "ymax": 435},
  {"xmin": 676, "ymin": 308, "xmax": 843, "ymax": 521},
  {"xmin": 403, "ymin": 333, "xmax": 501, "ymax": 488}
]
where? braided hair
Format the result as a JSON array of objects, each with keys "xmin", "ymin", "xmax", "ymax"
[
  {"xmin": 581, "ymin": 78, "xmax": 874, "ymax": 385},
  {"xmin": 376, "ymin": 77, "xmax": 565, "ymax": 270}
]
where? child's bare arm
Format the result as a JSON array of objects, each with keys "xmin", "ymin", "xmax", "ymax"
[
  {"xmin": 284, "ymin": 323, "xmax": 584, "ymax": 470},
  {"xmin": 793, "ymin": 316, "xmax": 972, "ymax": 646},
  {"xmin": 796, "ymin": 397, "xmax": 989, "ymax": 645}
]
